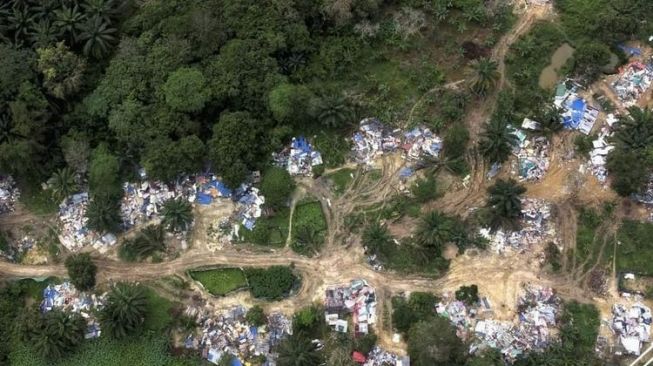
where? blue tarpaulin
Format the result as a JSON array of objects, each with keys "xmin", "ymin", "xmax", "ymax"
[
  {"xmin": 196, "ymin": 192, "xmax": 213, "ymax": 205},
  {"xmin": 399, "ymin": 167, "xmax": 414, "ymax": 178},
  {"xmin": 618, "ymin": 44, "xmax": 642, "ymax": 57},
  {"xmin": 231, "ymin": 359, "xmax": 243, "ymax": 366}
]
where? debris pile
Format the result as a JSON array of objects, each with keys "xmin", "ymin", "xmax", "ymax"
[
  {"xmin": 121, "ymin": 180, "xmax": 186, "ymax": 229},
  {"xmin": 480, "ymin": 199, "xmax": 554, "ymax": 253},
  {"xmin": 611, "ymin": 61, "xmax": 653, "ymax": 107},
  {"xmin": 588, "ymin": 120, "xmax": 616, "ymax": 184},
  {"xmin": 352, "ymin": 118, "xmax": 401, "ymax": 165},
  {"xmin": 554, "ymin": 82, "xmax": 599, "ymax": 135},
  {"xmin": 58, "ymin": 192, "xmax": 99, "ymax": 251},
  {"xmin": 472, "ymin": 285, "xmax": 561, "ymax": 362},
  {"xmin": 0, "ymin": 235, "xmax": 36, "ymax": 262},
  {"xmin": 41, "ymin": 281, "xmax": 106, "ymax": 339},
  {"xmin": 183, "ymin": 305, "xmax": 291, "ymax": 365},
  {"xmin": 0, "ymin": 176, "xmax": 19, "ymax": 214},
  {"xmin": 273, "ymin": 136, "xmax": 323, "ymax": 176},
  {"xmin": 513, "ymin": 135, "xmax": 550, "ymax": 181},
  {"xmin": 195, "ymin": 175, "xmax": 233, "ymax": 205},
  {"xmin": 234, "ymin": 185, "xmax": 265, "ymax": 231},
  {"xmin": 401, "ymin": 127, "xmax": 442, "ymax": 161},
  {"xmin": 436, "ymin": 298, "xmax": 477, "ymax": 339},
  {"xmin": 324, "ymin": 279, "xmax": 377, "ymax": 335},
  {"xmin": 611, "ymin": 303, "xmax": 652, "ymax": 355},
  {"xmin": 364, "ymin": 347, "xmax": 410, "ymax": 366}
]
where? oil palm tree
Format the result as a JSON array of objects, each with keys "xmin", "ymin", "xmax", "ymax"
[
  {"xmin": 8, "ymin": 4, "xmax": 36, "ymax": 44},
  {"xmin": 276, "ymin": 333, "xmax": 323, "ymax": 366},
  {"xmin": 33, "ymin": 310, "xmax": 85, "ymax": 359},
  {"xmin": 479, "ymin": 118, "xmax": 518, "ymax": 164},
  {"xmin": 78, "ymin": 15, "xmax": 116, "ymax": 58},
  {"xmin": 486, "ymin": 178, "xmax": 526, "ymax": 230},
  {"xmin": 86, "ymin": 192, "xmax": 121, "ymax": 233},
  {"xmin": 468, "ymin": 57, "xmax": 499, "ymax": 96},
  {"xmin": 535, "ymin": 106, "xmax": 563, "ymax": 136},
  {"xmin": 312, "ymin": 94, "xmax": 354, "ymax": 129},
  {"xmin": 100, "ymin": 283, "xmax": 148, "ymax": 339},
  {"xmin": 32, "ymin": 0, "xmax": 60, "ymax": 20},
  {"xmin": 362, "ymin": 221, "xmax": 392, "ymax": 256},
  {"xmin": 161, "ymin": 198, "xmax": 193, "ymax": 232},
  {"xmin": 415, "ymin": 211, "xmax": 457, "ymax": 254},
  {"xmin": 82, "ymin": 0, "xmax": 120, "ymax": 23},
  {"xmin": 54, "ymin": 4, "xmax": 86, "ymax": 44},
  {"xmin": 120, "ymin": 224, "xmax": 165, "ymax": 261},
  {"xmin": 47, "ymin": 166, "xmax": 77, "ymax": 202},
  {"xmin": 29, "ymin": 18, "xmax": 60, "ymax": 48},
  {"xmin": 613, "ymin": 107, "xmax": 653, "ymax": 151},
  {"xmin": 292, "ymin": 225, "xmax": 321, "ymax": 256}
]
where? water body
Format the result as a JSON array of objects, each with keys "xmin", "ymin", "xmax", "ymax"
[{"xmin": 538, "ymin": 43, "xmax": 575, "ymax": 90}]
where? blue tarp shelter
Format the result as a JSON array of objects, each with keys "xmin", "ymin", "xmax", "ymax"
[{"xmin": 230, "ymin": 359, "xmax": 243, "ymax": 366}]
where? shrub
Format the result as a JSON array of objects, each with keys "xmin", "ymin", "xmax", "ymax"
[
  {"xmin": 64, "ymin": 253, "xmax": 97, "ymax": 291},
  {"xmin": 245, "ymin": 266, "xmax": 298, "ymax": 300}
]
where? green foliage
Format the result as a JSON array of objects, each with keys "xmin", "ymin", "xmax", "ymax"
[
  {"xmin": 574, "ymin": 134, "xmax": 594, "ymax": 158},
  {"xmin": 277, "ymin": 333, "xmax": 324, "ymax": 366},
  {"xmin": 142, "ymin": 287, "xmax": 173, "ymax": 333},
  {"xmin": 327, "ymin": 169, "xmax": 355, "ymax": 195},
  {"xmin": 616, "ymin": 220, "xmax": 653, "ymax": 275},
  {"xmin": 415, "ymin": 210, "xmax": 471, "ymax": 254},
  {"xmin": 64, "ymin": 253, "xmax": 97, "ymax": 291},
  {"xmin": 572, "ymin": 42, "xmax": 611, "ymax": 82},
  {"xmin": 188, "ymin": 268, "xmax": 248, "ymax": 296},
  {"xmin": 410, "ymin": 175, "xmax": 438, "ymax": 203},
  {"xmin": 468, "ymin": 58, "xmax": 499, "ymax": 96},
  {"xmin": 391, "ymin": 292, "xmax": 439, "ymax": 334},
  {"xmin": 268, "ymin": 83, "xmax": 313, "ymax": 125},
  {"xmin": 310, "ymin": 94, "xmax": 355, "ymax": 129},
  {"xmin": 47, "ymin": 167, "xmax": 78, "ymax": 202},
  {"xmin": 455, "ymin": 284, "xmax": 479, "ymax": 305},
  {"xmin": 292, "ymin": 305, "xmax": 326, "ymax": 339},
  {"xmin": 443, "ymin": 124, "xmax": 470, "ymax": 175},
  {"xmin": 291, "ymin": 201, "xmax": 327, "ymax": 256},
  {"xmin": 119, "ymin": 225, "xmax": 166, "ymax": 262},
  {"xmin": 546, "ymin": 242, "xmax": 562, "ymax": 272},
  {"xmin": 241, "ymin": 207, "xmax": 290, "ymax": 247},
  {"xmin": 36, "ymin": 42, "xmax": 86, "ymax": 99},
  {"xmin": 100, "ymin": 283, "xmax": 149, "ymax": 339},
  {"xmin": 142, "ymin": 136, "xmax": 205, "ymax": 182},
  {"xmin": 407, "ymin": 317, "xmax": 467, "ymax": 366},
  {"xmin": 89, "ymin": 145, "xmax": 121, "ymax": 198},
  {"xmin": 245, "ymin": 266, "xmax": 298, "ymax": 300},
  {"xmin": 479, "ymin": 118, "xmax": 518, "ymax": 164},
  {"xmin": 161, "ymin": 198, "xmax": 194, "ymax": 232},
  {"xmin": 486, "ymin": 179, "xmax": 526, "ymax": 230},
  {"xmin": 86, "ymin": 192, "xmax": 122, "ymax": 233},
  {"xmin": 261, "ymin": 167, "xmax": 295, "ymax": 210},
  {"xmin": 163, "ymin": 67, "xmax": 210, "ymax": 112},
  {"xmin": 246, "ymin": 305, "xmax": 267, "ymax": 327},
  {"xmin": 19, "ymin": 309, "xmax": 86, "ymax": 360}
]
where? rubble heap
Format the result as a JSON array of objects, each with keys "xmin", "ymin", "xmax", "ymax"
[
  {"xmin": 612, "ymin": 61, "xmax": 653, "ymax": 107},
  {"xmin": 480, "ymin": 199, "xmax": 554, "ymax": 253},
  {"xmin": 352, "ymin": 118, "xmax": 401, "ymax": 165},
  {"xmin": 364, "ymin": 346, "xmax": 410, "ymax": 366},
  {"xmin": 234, "ymin": 185, "xmax": 265, "ymax": 231},
  {"xmin": 324, "ymin": 279, "xmax": 377, "ymax": 335},
  {"xmin": 611, "ymin": 303, "xmax": 652, "ymax": 356},
  {"xmin": 436, "ymin": 298, "xmax": 478, "ymax": 339},
  {"xmin": 121, "ymin": 180, "xmax": 191, "ymax": 229},
  {"xmin": 473, "ymin": 285, "xmax": 561, "ymax": 363},
  {"xmin": 273, "ymin": 136, "xmax": 323, "ymax": 176},
  {"xmin": 183, "ymin": 305, "xmax": 291, "ymax": 365},
  {"xmin": 588, "ymin": 116, "xmax": 616, "ymax": 184},
  {"xmin": 514, "ymin": 135, "xmax": 550, "ymax": 182},
  {"xmin": 58, "ymin": 193, "xmax": 98, "ymax": 251},
  {"xmin": 0, "ymin": 175, "xmax": 19, "ymax": 214},
  {"xmin": 41, "ymin": 281, "xmax": 105, "ymax": 339},
  {"xmin": 554, "ymin": 82, "xmax": 599, "ymax": 135},
  {"xmin": 401, "ymin": 127, "xmax": 442, "ymax": 161}
]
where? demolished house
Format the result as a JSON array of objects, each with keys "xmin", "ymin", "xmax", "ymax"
[
  {"xmin": 554, "ymin": 82, "xmax": 599, "ymax": 135},
  {"xmin": 324, "ymin": 279, "xmax": 377, "ymax": 335},
  {"xmin": 0, "ymin": 175, "xmax": 19, "ymax": 214},
  {"xmin": 352, "ymin": 118, "xmax": 401, "ymax": 165},
  {"xmin": 472, "ymin": 285, "xmax": 561, "ymax": 363},
  {"xmin": 611, "ymin": 303, "xmax": 652, "ymax": 356},
  {"xmin": 587, "ymin": 116, "xmax": 616, "ymax": 184},
  {"xmin": 510, "ymin": 126, "xmax": 550, "ymax": 181},
  {"xmin": 183, "ymin": 305, "xmax": 291, "ymax": 365},
  {"xmin": 401, "ymin": 127, "xmax": 443, "ymax": 161},
  {"xmin": 611, "ymin": 60, "xmax": 653, "ymax": 107},
  {"xmin": 41, "ymin": 281, "xmax": 105, "ymax": 339},
  {"xmin": 480, "ymin": 199, "xmax": 555, "ymax": 254},
  {"xmin": 273, "ymin": 136, "xmax": 323, "ymax": 176},
  {"xmin": 364, "ymin": 346, "xmax": 410, "ymax": 366},
  {"xmin": 58, "ymin": 192, "xmax": 98, "ymax": 251},
  {"xmin": 121, "ymin": 179, "xmax": 194, "ymax": 230}
]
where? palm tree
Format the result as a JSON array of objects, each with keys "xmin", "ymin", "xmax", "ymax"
[
  {"xmin": 613, "ymin": 107, "xmax": 653, "ymax": 151},
  {"xmin": 8, "ymin": 4, "xmax": 36, "ymax": 44},
  {"xmin": 479, "ymin": 118, "xmax": 518, "ymax": 164},
  {"xmin": 32, "ymin": 0, "xmax": 60, "ymax": 20},
  {"xmin": 415, "ymin": 211, "xmax": 456, "ymax": 254},
  {"xmin": 292, "ymin": 225, "xmax": 321, "ymax": 255},
  {"xmin": 276, "ymin": 333, "xmax": 323, "ymax": 366},
  {"xmin": 468, "ymin": 57, "xmax": 499, "ymax": 96},
  {"xmin": 54, "ymin": 4, "xmax": 86, "ymax": 44},
  {"xmin": 120, "ymin": 224, "xmax": 165, "ymax": 261},
  {"xmin": 86, "ymin": 192, "xmax": 122, "ymax": 233},
  {"xmin": 362, "ymin": 221, "xmax": 392, "ymax": 255},
  {"xmin": 312, "ymin": 94, "xmax": 354, "ymax": 129},
  {"xmin": 82, "ymin": 0, "xmax": 119, "ymax": 23},
  {"xmin": 161, "ymin": 198, "xmax": 193, "ymax": 232},
  {"xmin": 29, "ymin": 18, "xmax": 61, "ymax": 48},
  {"xmin": 100, "ymin": 283, "xmax": 148, "ymax": 339},
  {"xmin": 33, "ymin": 310, "xmax": 85, "ymax": 359},
  {"xmin": 535, "ymin": 106, "xmax": 563, "ymax": 136},
  {"xmin": 78, "ymin": 16, "xmax": 117, "ymax": 58},
  {"xmin": 48, "ymin": 167, "xmax": 78, "ymax": 202},
  {"xmin": 486, "ymin": 178, "xmax": 526, "ymax": 230}
]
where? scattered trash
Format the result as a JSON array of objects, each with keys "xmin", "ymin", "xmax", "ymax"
[
  {"xmin": 273, "ymin": 136, "xmax": 323, "ymax": 176},
  {"xmin": 401, "ymin": 127, "xmax": 443, "ymax": 161},
  {"xmin": 352, "ymin": 118, "xmax": 401, "ymax": 165},
  {"xmin": 511, "ymin": 131, "xmax": 550, "ymax": 182},
  {"xmin": 588, "ymin": 122, "xmax": 615, "ymax": 184},
  {"xmin": 41, "ymin": 281, "xmax": 106, "ymax": 339},
  {"xmin": 58, "ymin": 192, "xmax": 101, "ymax": 251},
  {"xmin": 183, "ymin": 305, "xmax": 291, "ymax": 365},
  {"xmin": 554, "ymin": 81, "xmax": 599, "ymax": 135},
  {"xmin": 436, "ymin": 298, "xmax": 477, "ymax": 340},
  {"xmin": 234, "ymin": 184, "xmax": 265, "ymax": 231},
  {"xmin": 0, "ymin": 175, "xmax": 19, "ymax": 214},
  {"xmin": 611, "ymin": 303, "xmax": 652, "ymax": 355},
  {"xmin": 611, "ymin": 61, "xmax": 653, "ymax": 107},
  {"xmin": 521, "ymin": 118, "xmax": 541, "ymax": 131},
  {"xmin": 364, "ymin": 346, "xmax": 410, "ymax": 366},
  {"xmin": 324, "ymin": 279, "xmax": 377, "ymax": 335},
  {"xmin": 121, "ymin": 179, "xmax": 194, "ymax": 230},
  {"xmin": 480, "ymin": 199, "xmax": 555, "ymax": 254}
]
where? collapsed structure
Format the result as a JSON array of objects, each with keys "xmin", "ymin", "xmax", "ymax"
[
  {"xmin": 324, "ymin": 279, "xmax": 377, "ymax": 335},
  {"xmin": 401, "ymin": 127, "xmax": 443, "ymax": 161},
  {"xmin": 41, "ymin": 281, "xmax": 105, "ymax": 339},
  {"xmin": 611, "ymin": 303, "xmax": 652, "ymax": 356},
  {"xmin": 363, "ymin": 347, "xmax": 410, "ymax": 366},
  {"xmin": 587, "ymin": 114, "xmax": 617, "ymax": 184},
  {"xmin": 0, "ymin": 175, "xmax": 19, "ymax": 214},
  {"xmin": 480, "ymin": 199, "xmax": 555, "ymax": 254},
  {"xmin": 611, "ymin": 60, "xmax": 653, "ymax": 107},
  {"xmin": 510, "ymin": 126, "xmax": 550, "ymax": 181},
  {"xmin": 554, "ymin": 82, "xmax": 599, "ymax": 135},
  {"xmin": 352, "ymin": 118, "xmax": 402, "ymax": 165},
  {"xmin": 273, "ymin": 136, "xmax": 323, "ymax": 176},
  {"xmin": 182, "ymin": 305, "xmax": 291, "ymax": 365}
]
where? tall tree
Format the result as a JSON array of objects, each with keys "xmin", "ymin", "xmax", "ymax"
[
  {"xmin": 100, "ymin": 283, "xmax": 148, "ymax": 339},
  {"xmin": 486, "ymin": 179, "xmax": 525, "ymax": 230},
  {"xmin": 78, "ymin": 16, "xmax": 117, "ymax": 58},
  {"xmin": 162, "ymin": 67, "xmax": 210, "ymax": 113},
  {"xmin": 468, "ymin": 57, "xmax": 499, "ymax": 96},
  {"xmin": 36, "ymin": 41, "xmax": 87, "ymax": 99},
  {"xmin": 310, "ymin": 94, "xmax": 354, "ymax": 128},
  {"xmin": 479, "ymin": 118, "xmax": 518, "ymax": 164},
  {"xmin": 161, "ymin": 198, "xmax": 193, "ymax": 232},
  {"xmin": 277, "ymin": 333, "xmax": 323, "ymax": 366},
  {"xmin": 86, "ymin": 192, "xmax": 122, "ymax": 233},
  {"xmin": 27, "ymin": 310, "xmax": 85, "ymax": 360},
  {"xmin": 64, "ymin": 253, "xmax": 97, "ymax": 291},
  {"xmin": 47, "ymin": 166, "xmax": 77, "ymax": 202},
  {"xmin": 54, "ymin": 4, "xmax": 86, "ymax": 44}
]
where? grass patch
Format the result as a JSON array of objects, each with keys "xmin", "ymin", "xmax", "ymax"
[
  {"xmin": 326, "ymin": 169, "xmax": 355, "ymax": 196},
  {"xmin": 18, "ymin": 182, "xmax": 58, "ymax": 216},
  {"xmin": 616, "ymin": 220, "xmax": 653, "ymax": 275},
  {"xmin": 188, "ymin": 268, "xmax": 248, "ymax": 296},
  {"xmin": 244, "ymin": 266, "xmax": 299, "ymax": 300},
  {"xmin": 240, "ymin": 207, "xmax": 290, "ymax": 247},
  {"xmin": 572, "ymin": 208, "xmax": 613, "ymax": 272},
  {"xmin": 142, "ymin": 287, "xmax": 173, "ymax": 332},
  {"xmin": 9, "ymin": 335, "xmax": 202, "ymax": 366},
  {"xmin": 17, "ymin": 277, "xmax": 62, "ymax": 300},
  {"xmin": 291, "ymin": 200, "xmax": 327, "ymax": 256}
]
